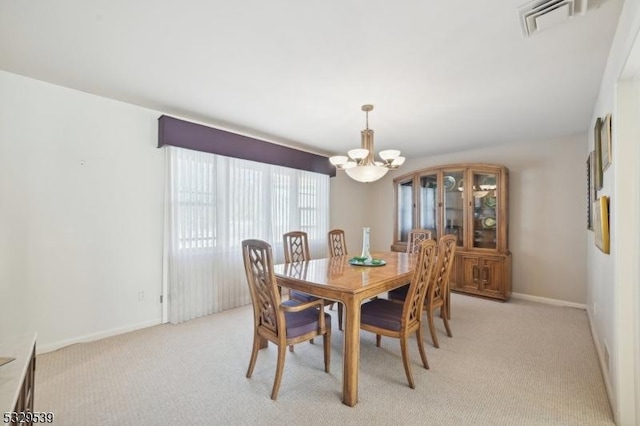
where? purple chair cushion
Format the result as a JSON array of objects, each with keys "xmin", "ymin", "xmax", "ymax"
[
  {"xmin": 388, "ymin": 284, "xmax": 409, "ymax": 301},
  {"xmin": 360, "ymin": 298, "xmax": 403, "ymax": 332},
  {"xmin": 289, "ymin": 290, "xmax": 319, "ymax": 303},
  {"xmin": 282, "ymin": 300, "xmax": 332, "ymax": 338}
]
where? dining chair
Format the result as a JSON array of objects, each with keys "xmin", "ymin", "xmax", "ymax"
[
  {"xmin": 283, "ymin": 231, "xmax": 311, "ymax": 264},
  {"xmin": 284, "ymin": 231, "xmax": 341, "ymax": 334},
  {"xmin": 283, "ymin": 231, "xmax": 315, "ymax": 303},
  {"xmin": 328, "ymin": 229, "xmax": 348, "ymax": 257},
  {"xmin": 406, "ymin": 229, "xmax": 432, "ymax": 254},
  {"xmin": 424, "ymin": 234, "xmax": 457, "ymax": 348},
  {"xmin": 327, "ymin": 230, "xmax": 346, "ymax": 330},
  {"xmin": 242, "ymin": 239, "xmax": 331, "ymax": 400},
  {"xmin": 387, "ymin": 229, "xmax": 432, "ymax": 301},
  {"xmin": 388, "ymin": 234, "xmax": 457, "ymax": 348},
  {"xmin": 359, "ymin": 238, "xmax": 437, "ymax": 389}
]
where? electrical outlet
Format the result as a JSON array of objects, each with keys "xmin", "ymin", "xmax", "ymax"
[{"xmin": 137, "ymin": 291, "xmax": 145, "ymax": 301}]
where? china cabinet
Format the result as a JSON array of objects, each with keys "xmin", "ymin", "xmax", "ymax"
[{"xmin": 392, "ymin": 163, "xmax": 511, "ymax": 301}]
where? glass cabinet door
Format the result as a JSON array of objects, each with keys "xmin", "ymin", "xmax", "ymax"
[
  {"xmin": 418, "ymin": 174, "xmax": 437, "ymax": 238},
  {"xmin": 442, "ymin": 170, "xmax": 464, "ymax": 247},
  {"xmin": 471, "ymin": 170, "xmax": 498, "ymax": 249},
  {"xmin": 396, "ymin": 178, "xmax": 414, "ymax": 244}
]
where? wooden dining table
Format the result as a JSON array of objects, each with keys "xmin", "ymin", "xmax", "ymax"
[{"xmin": 273, "ymin": 251, "xmax": 415, "ymax": 407}]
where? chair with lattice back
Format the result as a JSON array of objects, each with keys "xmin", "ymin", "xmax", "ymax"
[
  {"xmin": 424, "ymin": 234, "xmax": 457, "ymax": 348},
  {"xmin": 326, "ymin": 229, "xmax": 346, "ymax": 330},
  {"xmin": 284, "ymin": 231, "xmax": 316, "ymax": 308},
  {"xmin": 406, "ymin": 229, "xmax": 432, "ymax": 254},
  {"xmin": 328, "ymin": 229, "xmax": 348, "ymax": 257},
  {"xmin": 242, "ymin": 239, "xmax": 331, "ymax": 400},
  {"xmin": 283, "ymin": 231, "xmax": 311, "ymax": 264},
  {"xmin": 387, "ymin": 229, "xmax": 433, "ymax": 301},
  {"xmin": 283, "ymin": 231, "xmax": 340, "ymax": 333},
  {"xmin": 359, "ymin": 238, "xmax": 438, "ymax": 389}
]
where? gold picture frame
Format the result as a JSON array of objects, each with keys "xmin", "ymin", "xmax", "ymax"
[
  {"xmin": 601, "ymin": 113, "xmax": 612, "ymax": 171},
  {"xmin": 593, "ymin": 196, "xmax": 610, "ymax": 254}
]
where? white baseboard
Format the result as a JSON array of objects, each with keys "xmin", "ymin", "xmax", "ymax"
[
  {"xmin": 586, "ymin": 309, "xmax": 616, "ymax": 423},
  {"xmin": 510, "ymin": 292, "xmax": 587, "ymax": 310},
  {"xmin": 37, "ymin": 319, "xmax": 162, "ymax": 354}
]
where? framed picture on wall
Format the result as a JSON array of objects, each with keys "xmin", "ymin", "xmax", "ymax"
[
  {"xmin": 601, "ymin": 113, "xmax": 612, "ymax": 171},
  {"xmin": 594, "ymin": 117, "xmax": 603, "ymax": 190},
  {"xmin": 586, "ymin": 151, "xmax": 595, "ymax": 230},
  {"xmin": 593, "ymin": 196, "xmax": 610, "ymax": 254}
]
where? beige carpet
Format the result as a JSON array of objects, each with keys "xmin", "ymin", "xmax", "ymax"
[{"xmin": 35, "ymin": 294, "xmax": 614, "ymax": 425}]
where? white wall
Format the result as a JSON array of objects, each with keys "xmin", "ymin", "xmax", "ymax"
[
  {"xmin": 588, "ymin": 0, "xmax": 640, "ymax": 423},
  {"xmin": 0, "ymin": 89, "xmax": 29, "ymax": 338},
  {"xmin": 330, "ymin": 171, "xmax": 375, "ymax": 255},
  {"xmin": 353, "ymin": 135, "xmax": 587, "ymax": 304},
  {"xmin": 0, "ymin": 71, "xmax": 165, "ymax": 351}
]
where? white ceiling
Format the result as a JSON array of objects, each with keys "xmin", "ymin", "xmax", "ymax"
[{"xmin": 0, "ymin": 0, "xmax": 624, "ymax": 158}]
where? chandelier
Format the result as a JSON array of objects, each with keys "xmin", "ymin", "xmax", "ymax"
[{"xmin": 329, "ymin": 104, "xmax": 405, "ymax": 183}]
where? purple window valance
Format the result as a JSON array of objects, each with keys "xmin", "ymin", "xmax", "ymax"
[{"xmin": 158, "ymin": 115, "xmax": 335, "ymax": 176}]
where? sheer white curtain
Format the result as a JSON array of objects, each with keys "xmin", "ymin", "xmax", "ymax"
[{"xmin": 163, "ymin": 146, "xmax": 330, "ymax": 324}]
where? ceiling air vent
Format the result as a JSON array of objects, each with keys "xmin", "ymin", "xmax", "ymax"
[{"xmin": 518, "ymin": 0, "xmax": 588, "ymax": 37}]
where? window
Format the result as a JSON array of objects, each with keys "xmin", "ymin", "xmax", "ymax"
[{"xmin": 164, "ymin": 147, "xmax": 330, "ymax": 323}]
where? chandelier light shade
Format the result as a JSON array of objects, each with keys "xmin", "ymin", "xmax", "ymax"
[{"xmin": 329, "ymin": 104, "xmax": 405, "ymax": 183}]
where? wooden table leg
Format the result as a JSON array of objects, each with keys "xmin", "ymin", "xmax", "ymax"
[{"xmin": 342, "ymin": 295, "xmax": 359, "ymax": 407}]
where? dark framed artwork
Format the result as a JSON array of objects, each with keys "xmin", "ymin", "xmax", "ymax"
[
  {"xmin": 601, "ymin": 113, "xmax": 612, "ymax": 171},
  {"xmin": 586, "ymin": 151, "xmax": 595, "ymax": 230},
  {"xmin": 594, "ymin": 117, "xmax": 603, "ymax": 190}
]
